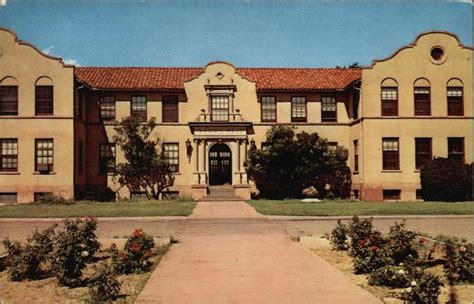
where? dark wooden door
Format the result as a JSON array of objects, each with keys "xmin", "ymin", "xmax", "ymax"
[{"xmin": 209, "ymin": 144, "xmax": 232, "ymax": 185}]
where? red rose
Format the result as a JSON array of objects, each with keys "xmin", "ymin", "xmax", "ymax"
[
  {"xmin": 370, "ymin": 245, "xmax": 378, "ymax": 251},
  {"xmin": 359, "ymin": 240, "xmax": 366, "ymax": 246},
  {"xmin": 419, "ymin": 237, "xmax": 426, "ymax": 243}
]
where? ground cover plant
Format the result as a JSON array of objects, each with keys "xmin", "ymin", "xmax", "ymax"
[
  {"xmin": 1, "ymin": 219, "xmax": 170, "ymax": 302},
  {"xmin": 328, "ymin": 216, "xmax": 473, "ymax": 303},
  {"xmin": 0, "ymin": 200, "xmax": 196, "ymax": 218},
  {"xmin": 248, "ymin": 200, "xmax": 474, "ymax": 216}
]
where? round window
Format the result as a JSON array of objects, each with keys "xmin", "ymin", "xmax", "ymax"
[{"xmin": 430, "ymin": 47, "xmax": 444, "ymax": 61}]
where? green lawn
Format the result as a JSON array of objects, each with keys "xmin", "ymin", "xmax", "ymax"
[
  {"xmin": 249, "ymin": 200, "xmax": 474, "ymax": 216},
  {"xmin": 0, "ymin": 200, "xmax": 196, "ymax": 218}
]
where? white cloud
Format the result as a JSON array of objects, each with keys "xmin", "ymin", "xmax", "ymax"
[
  {"xmin": 63, "ymin": 58, "xmax": 80, "ymax": 66},
  {"xmin": 42, "ymin": 46, "xmax": 55, "ymax": 55},
  {"xmin": 0, "ymin": 0, "xmax": 7, "ymax": 7}
]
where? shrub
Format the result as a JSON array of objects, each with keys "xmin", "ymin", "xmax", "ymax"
[
  {"xmin": 2, "ymin": 225, "xmax": 56, "ymax": 281},
  {"xmin": 34, "ymin": 194, "xmax": 74, "ymax": 205},
  {"xmin": 352, "ymin": 244, "xmax": 392, "ymax": 274},
  {"xmin": 444, "ymin": 240, "xmax": 473, "ymax": 283},
  {"xmin": 89, "ymin": 262, "xmax": 121, "ymax": 302},
  {"xmin": 368, "ymin": 265, "xmax": 410, "ymax": 288},
  {"xmin": 347, "ymin": 216, "xmax": 384, "ymax": 257},
  {"xmin": 400, "ymin": 268, "xmax": 443, "ymax": 304},
  {"xmin": 384, "ymin": 222, "xmax": 418, "ymax": 265},
  {"xmin": 419, "ymin": 158, "xmax": 472, "ymax": 201},
  {"xmin": 111, "ymin": 229, "xmax": 155, "ymax": 274},
  {"xmin": 245, "ymin": 125, "xmax": 351, "ymax": 199},
  {"xmin": 330, "ymin": 220, "xmax": 348, "ymax": 250},
  {"xmin": 50, "ymin": 218, "xmax": 100, "ymax": 287},
  {"xmin": 96, "ymin": 187, "xmax": 116, "ymax": 202}
]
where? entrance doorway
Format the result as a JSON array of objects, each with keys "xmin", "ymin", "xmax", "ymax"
[{"xmin": 208, "ymin": 143, "xmax": 232, "ymax": 185}]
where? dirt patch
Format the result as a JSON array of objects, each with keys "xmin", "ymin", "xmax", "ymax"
[{"xmin": 299, "ymin": 236, "xmax": 474, "ymax": 304}]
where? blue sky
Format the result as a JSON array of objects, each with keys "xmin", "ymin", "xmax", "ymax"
[{"xmin": 0, "ymin": 0, "xmax": 471, "ymax": 67}]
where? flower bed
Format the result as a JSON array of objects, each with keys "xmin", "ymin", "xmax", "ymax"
[
  {"xmin": 0, "ymin": 219, "xmax": 171, "ymax": 303},
  {"xmin": 327, "ymin": 216, "xmax": 473, "ymax": 303}
]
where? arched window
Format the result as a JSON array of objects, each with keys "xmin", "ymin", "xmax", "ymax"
[
  {"xmin": 414, "ymin": 78, "xmax": 431, "ymax": 116},
  {"xmin": 0, "ymin": 76, "xmax": 19, "ymax": 116},
  {"xmin": 381, "ymin": 78, "xmax": 398, "ymax": 116},
  {"xmin": 35, "ymin": 77, "xmax": 54, "ymax": 115},
  {"xmin": 447, "ymin": 78, "xmax": 463, "ymax": 116}
]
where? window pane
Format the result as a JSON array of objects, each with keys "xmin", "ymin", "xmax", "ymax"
[
  {"xmin": 0, "ymin": 86, "xmax": 19, "ymax": 115},
  {"xmin": 35, "ymin": 86, "xmax": 54, "ymax": 115},
  {"xmin": 211, "ymin": 96, "xmax": 229, "ymax": 121},
  {"xmin": 448, "ymin": 138, "xmax": 464, "ymax": 162},
  {"xmin": 382, "ymin": 138, "xmax": 399, "ymax": 170},
  {"xmin": 163, "ymin": 143, "xmax": 179, "ymax": 172},
  {"xmin": 447, "ymin": 87, "xmax": 463, "ymax": 116},
  {"xmin": 35, "ymin": 139, "xmax": 54, "ymax": 172},
  {"xmin": 381, "ymin": 87, "xmax": 398, "ymax": 116},
  {"xmin": 291, "ymin": 96, "xmax": 306, "ymax": 122},
  {"xmin": 261, "ymin": 96, "xmax": 276, "ymax": 122},
  {"xmin": 131, "ymin": 96, "xmax": 147, "ymax": 122},
  {"xmin": 415, "ymin": 138, "xmax": 432, "ymax": 169},
  {"xmin": 321, "ymin": 96, "xmax": 337, "ymax": 122},
  {"xmin": 100, "ymin": 96, "xmax": 115, "ymax": 120},
  {"xmin": 414, "ymin": 87, "xmax": 430, "ymax": 116},
  {"xmin": 163, "ymin": 96, "xmax": 179, "ymax": 122}
]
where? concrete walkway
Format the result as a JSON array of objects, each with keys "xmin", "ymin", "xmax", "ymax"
[{"xmin": 136, "ymin": 201, "xmax": 381, "ymax": 303}]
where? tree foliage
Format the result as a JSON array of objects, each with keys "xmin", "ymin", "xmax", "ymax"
[
  {"xmin": 419, "ymin": 158, "xmax": 472, "ymax": 202},
  {"xmin": 114, "ymin": 116, "xmax": 174, "ymax": 200},
  {"xmin": 245, "ymin": 125, "xmax": 351, "ymax": 199}
]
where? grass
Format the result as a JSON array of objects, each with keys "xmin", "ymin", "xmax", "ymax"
[
  {"xmin": 0, "ymin": 200, "xmax": 196, "ymax": 218},
  {"xmin": 249, "ymin": 199, "xmax": 474, "ymax": 216}
]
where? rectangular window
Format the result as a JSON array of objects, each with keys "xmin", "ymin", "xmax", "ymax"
[
  {"xmin": 162, "ymin": 95, "xmax": 179, "ymax": 122},
  {"xmin": 99, "ymin": 143, "xmax": 116, "ymax": 174},
  {"xmin": 383, "ymin": 189, "xmax": 401, "ymax": 200},
  {"xmin": 130, "ymin": 191, "xmax": 147, "ymax": 200},
  {"xmin": 35, "ymin": 139, "xmax": 54, "ymax": 173},
  {"xmin": 414, "ymin": 87, "xmax": 431, "ymax": 116},
  {"xmin": 0, "ymin": 86, "xmax": 18, "ymax": 116},
  {"xmin": 163, "ymin": 143, "xmax": 179, "ymax": 172},
  {"xmin": 416, "ymin": 189, "xmax": 423, "ymax": 200},
  {"xmin": 211, "ymin": 96, "xmax": 229, "ymax": 121},
  {"xmin": 415, "ymin": 138, "xmax": 432, "ymax": 169},
  {"xmin": 131, "ymin": 96, "xmax": 147, "ymax": 122},
  {"xmin": 381, "ymin": 87, "xmax": 398, "ymax": 116},
  {"xmin": 0, "ymin": 193, "xmax": 17, "ymax": 203},
  {"xmin": 353, "ymin": 140, "xmax": 359, "ymax": 173},
  {"xmin": 261, "ymin": 96, "xmax": 276, "ymax": 122},
  {"xmin": 34, "ymin": 192, "xmax": 53, "ymax": 202},
  {"xmin": 35, "ymin": 86, "xmax": 54, "ymax": 115},
  {"xmin": 100, "ymin": 96, "xmax": 115, "ymax": 121},
  {"xmin": 321, "ymin": 96, "xmax": 337, "ymax": 122},
  {"xmin": 0, "ymin": 139, "xmax": 18, "ymax": 172},
  {"xmin": 382, "ymin": 138, "xmax": 399, "ymax": 170},
  {"xmin": 291, "ymin": 96, "xmax": 307, "ymax": 122},
  {"xmin": 448, "ymin": 137, "xmax": 464, "ymax": 162},
  {"xmin": 447, "ymin": 87, "xmax": 463, "ymax": 116},
  {"xmin": 78, "ymin": 141, "xmax": 83, "ymax": 174},
  {"xmin": 162, "ymin": 191, "xmax": 179, "ymax": 200}
]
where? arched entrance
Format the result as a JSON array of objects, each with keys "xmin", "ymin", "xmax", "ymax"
[{"xmin": 208, "ymin": 143, "xmax": 232, "ymax": 185}]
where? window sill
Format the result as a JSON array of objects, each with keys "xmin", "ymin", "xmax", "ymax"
[
  {"xmin": 33, "ymin": 171, "xmax": 56, "ymax": 175},
  {"xmin": 172, "ymin": 172, "xmax": 181, "ymax": 176},
  {"xmin": 0, "ymin": 171, "xmax": 20, "ymax": 175},
  {"xmin": 414, "ymin": 170, "xmax": 421, "ymax": 173},
  {"xmin": 353, "ymin": 171, "xmax": 359, "ymax": 175},
  {"xmin": 381, "ymin": 170, "xmax": 402, "ymax": 173}
]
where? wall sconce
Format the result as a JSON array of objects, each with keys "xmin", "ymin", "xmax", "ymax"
[{"xmin": 186, "ymin": 139, "xmax": 193, "ymax": 163}]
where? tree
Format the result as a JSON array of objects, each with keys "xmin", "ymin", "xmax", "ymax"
[
  {"xmin": 245, "ymin": 125, "xmax": 351, "ymax": 199},
  {"xmin": 113, "ymin": 116, "xmax": 174, "ymax": 200},
  {"xmin": 420, "ymin": 157, "xmax": 472, "ymax": 202}
]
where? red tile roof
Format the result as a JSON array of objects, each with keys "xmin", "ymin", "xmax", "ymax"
[{"xmin": 75, "ymin": 67, "xmax": 361, "ymax": 91}]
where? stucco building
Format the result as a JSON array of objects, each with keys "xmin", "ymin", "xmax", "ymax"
[{"xmin": 0, "ymin": 28, "xmax": 472, "ymax": 203}]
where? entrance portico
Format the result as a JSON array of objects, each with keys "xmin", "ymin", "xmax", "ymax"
[{"xmin": 189, "ymin": 121, "xmax": 253, "ymax": 200}]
